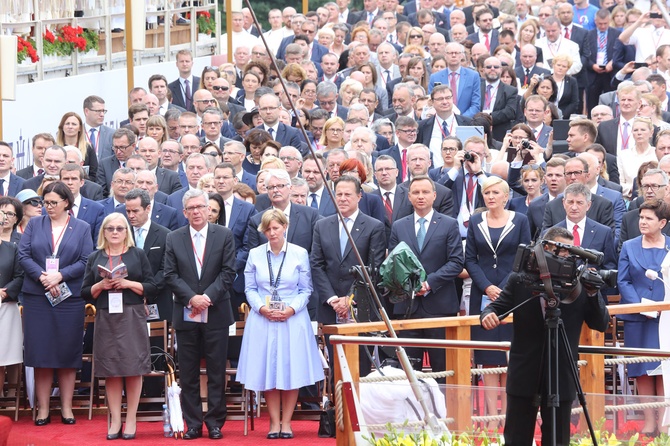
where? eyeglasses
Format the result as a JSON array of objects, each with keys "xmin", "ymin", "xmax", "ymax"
[
  {"xmin": 185, "ymin": 204, "xmax": 208, "ymax": 212},
  {"xmin": 104, "ymin": 226, "xmax": 127, "ymax": 233},
  {"xmin": 409, "ymin": 34, "xmax": 422, "ymax": 38},
  {"xmin": 196, "ymin": 99, "xmax": 217, "ymax": 104},
  {"xmin": 88, "ymin": 109, "xmax": 108, "ymax": 114},
  {"xmin": 280, "ymin": 156, "xmax": 299, "ymax": 162},
  {"xmin": 212, "ymin": 86, "xmax": 229, "ymax": 91},
  {"xmin": 24, "ymin": 199, "xmax": 42, "ymax": 207},
  {"xmin": 521, "ymin": 164, "xmax": 542, "ymax": 171},
  {"xmin": 1, "ymin": 211, "xmax": 16, "ymax": 218},
  {"xmin": 441, "ymin": 147, "xmax": 458, "ymax": 153},
  {"xmin": 202, "ymin": 121, "xmax": 222, "ymax": 126},
  {"xmin": 485, "ymin": 65, "xmax": 501, "ymax": 69},
  {"xmin": 641, "ymin": 184, "xmax": 667, "ymax": 191},
  {"xmin": 397, "ymin": 129, "xmax": 417, "ymax": 134},
  {"xmin": 267, "ymin": 184, "xmax": 288, "ymax": 191},
  {"xmin": 113, "ymin": 143, "xmax": 133, "ymax": 152},
  {"xmin": 44, "ymin": 199, "xmax": 65, "ymax": 208},
  {"xmin": 375, "ymin": 167, "xmax": 397, "ymax": 173},
  {"xmin": 565, "ymin": 170, "xmax": 584, "ymax": 177}
]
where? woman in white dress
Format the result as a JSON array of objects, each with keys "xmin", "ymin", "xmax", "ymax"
[
  {"xmin": 238, "ymin": 210, "xmax": 324, "ymax": 439},
  {"xmin": 618, "ymin": 117, "xmax": 658, "ymax": 200}
]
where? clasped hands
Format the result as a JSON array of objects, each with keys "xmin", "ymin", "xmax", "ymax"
[
  {"xmin": 188, "ymin": 294, "xmax": 212, "ymax": 317},
  {"xmin": 40, "ymin": 271, "xmax": 63, "ymax": 297},
  {"xmin": 260, "ymin": 305, "xmax": 295, "ymax": 322}
]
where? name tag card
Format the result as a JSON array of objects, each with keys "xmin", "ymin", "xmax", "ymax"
[{"xmin": 109, "ymin": 292, "xmax": 123, "ymax": 314}]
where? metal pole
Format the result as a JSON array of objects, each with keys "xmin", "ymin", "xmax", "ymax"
[{"xmin": 125, "ymin": 0, "xmax": 135, "ymax": 106}]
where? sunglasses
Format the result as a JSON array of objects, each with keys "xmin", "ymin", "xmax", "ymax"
[
  {"xmin": 24, "ymin": 199, "xmax": 43, "ymax": 207},
  {"xmin": 521, "ymin": 164, "xmax": 542, "ymax": 171},
  {"xmin": 212, "ymin": 86, "xmax": 229, "ymax": 91}
]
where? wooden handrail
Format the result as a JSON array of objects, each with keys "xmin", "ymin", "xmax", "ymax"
[{"xmin": 327, "ymin": 299, "xmax": 670, "ymax": 445}]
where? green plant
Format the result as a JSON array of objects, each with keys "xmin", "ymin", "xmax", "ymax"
[
  {"xmin": 83, "ymin": 28, "xmax": 99, "ymax": 52},
  {"xmin": 197, "ymin": 10, "xmax": 217, "ymax": 35},
  {"xmin": 17, "ymin": 36, "xmax": 39, "ymax": 63}
]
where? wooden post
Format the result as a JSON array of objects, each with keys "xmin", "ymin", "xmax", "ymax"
[
  {"xmin": 445, "ymin": 324, "xmax": 472, "ymax": 433},
  {"xmin": 303, "ymin": 0, "xmax": 309, "ymax": 15},
  {"xmin": 579, "ymin": 325, "xmax": 606, "ymax": 428},
  {"xmin": 125, "ymin": 0, "xmax": 134, "ymax": 105},
  {"xmin": 226, "ymin": 0, "xmax": 233, "ymax": 63},
  {"xmin": 334, "ymin": 339, "xmax": 358, "ymax": 446}
]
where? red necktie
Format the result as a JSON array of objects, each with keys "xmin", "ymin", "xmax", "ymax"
[
  {"xmin": 401, "ymin": 149, "xmax": 407, "ymax": 182},
  {"xmin": 383, "ymin": 192, "xmax": 393, "ymax": 221},
  {"xmin": 564, "ymin": 27, "xmax": 570, "ymax": 39},
  {"xmin": 466, "ymin": 174, "xmax": 476, "ymax": 205},
  {"xmin": 484, "ymin": 33, "xmax": 490, "ymax": 51},
  {"xmin": 572, "ymin": 224, "xmax": 581, "ymax": 247},
  {"xmin": 449, "ymin": 72, "xmax": 459, "ymax": 107}
]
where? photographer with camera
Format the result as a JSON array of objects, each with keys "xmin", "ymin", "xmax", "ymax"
[
  {"xmin": 480, "ymin": 226, "xmax": 610, "ymax": 445},
  {"xmin": 618, "ymin": 198, "xmax": 669, "ymax": 437}
]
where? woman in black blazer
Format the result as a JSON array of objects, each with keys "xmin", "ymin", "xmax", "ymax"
[{"xmin": 552, "ymin": 54, "xmax": 580, "ymax": 119}]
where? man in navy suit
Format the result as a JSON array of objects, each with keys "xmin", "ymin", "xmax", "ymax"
[
  {"xmin": 159, "ymin": 140, "xmax": 188, "ymax": 189},
  {"xmin": 302, "ymin": 155, "xmax": 337, "ymax": 217},
  {"xmin": 136, "ymin": 138, "xmax": 182, "ymax": 195},
  {"xmin": 212, "ymin": 162, "xmax": 258, "ymax": 315},
  {"xmin": 126, "ymin": 170, "xmax": 180, "ymax": 230},
  {"xmin": 466, "ymin": 8, "xmax": 499, "ymax": 53},
  {"xmin": 310, "ymin": 176, "xmax": 387, "ymax": 373},
  {"xmin": 527, "ymin": 157, "xmax": 567, "ymax": 239},
  {"xmin": 316, "ymin": 81, "xmax": 349, "ymax": 121},
  {"xmin": 522, "ymin": 95, "xmax": 553, "ymax": 149},
  {"xmin": 98, "ymin": 167, "xmax": 136, "ymax": 217},
  {"xmin": 541, "ymin": 157, "xmax": 615, "ymax": 234},
  {"xmin": 388, "ymin": 175, "xmax": 464, "ymax": 377},
  {"xmin": 428, "ymin": 42, "xmax": 481, "ymax": 118},
  {"xmin": 586, "ymin": 9, "xmax": 619, "ymax": 112},
  {"xmin": 97, "ymin": 128, "xmax": 137, "ymax": 197},
  {"xmin": 276, "ymin": 21, "xmax": 328, "ymax": 66},
  {"xmin": 221, "ymin": 141, "xmax": 256, "ymax": 191},
  {"xmin": 167, "ymin": 49, "xmax": 200, "ymax": 113},
  {"xmin": 417, "ymin": 85, "xmax": 472, "ymax": 164},
  {"xmin": 373, "ymin": 155, "xmax": 411, "ymax": 241},
  {"xmin": 549, "ymin": 183, "xmax": 617, "ymax": 269},
  {"xmin": 400, "ymin": 144, "xmax": 454, "ymax": 218},
  {"xmin": 16, "ymin": 133, "xmax": 54, "ymax": 180},
  {"xmin": 167, "ymin": 153, "xmax": 211, "ymax": 227},
  {"xmin": 256, "ymin": 94, "xmax": 306, "ymax": 154},
  {"xmin": 379, "ymin": 116, "xmax": 418, "ymax": 184},
  {"xmin": 82, "ymin": 95, "xmax": 115, "ymax": 160},
  {"xmin": 21, "ymin": 145, "xmax": 67, "ymax": 193},
  {"xmin": 59, "ymin": 164, "xmax": 103, "ymax": 243},
  {"xmin": 481, "ymin": 56, "xmax": 519, "ymax": 140},
  {"xmin": 0, "ymin": 142, "xmax": 24, "ymax": 197},
  {"xmin": 515, "ymin": 44, "xmax": 551, "ymax": 89}
]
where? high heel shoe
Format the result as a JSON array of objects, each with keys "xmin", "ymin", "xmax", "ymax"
[
  {"xmin": 107, "ymin": 426, "xmax": 123, "ymax": 440},
  {"xmin": 61, "ymin": 414, "xmax": 76, "ymax": 424},
  {"xmin": 35, "ymin": 414, "xmax": 51, "ymax": 426}
]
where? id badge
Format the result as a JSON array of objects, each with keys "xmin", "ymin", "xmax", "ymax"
[
  {"xmin": 109, "ymin": 292, "xmax": 123, "ymax": 314},
  {"xmin": 596, "ymin": 52, "xmax": 606, "ymax": 66},
  {"xmin": 46, "ymin": 257, "xmax": 59, "ymax": 273}
]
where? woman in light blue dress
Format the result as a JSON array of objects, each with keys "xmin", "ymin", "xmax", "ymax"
[{"xmin": 238, "ymin": 209, "xmax": 324, "ymax": 439}]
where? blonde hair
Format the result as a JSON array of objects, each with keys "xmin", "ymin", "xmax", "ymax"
[
  {"xmin": 258, "ymin": 208, "xmax": 289, "ymax": 233},
  {"xmin": 97, "ymin": 212, "xmax": 135, "ymax": 251},
  {"xmin": 552, "ymin": 53, "xmax": 573, "ymax": 69},
  {"xmin": 482, "ymin": 176, "xmax": 510, "ymax": 195},
  {"xmin": 260, "ymin": 156, "xmax": 287, "ymax": 171}
]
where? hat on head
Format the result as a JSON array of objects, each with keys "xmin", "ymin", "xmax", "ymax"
[
  {"xmin": 242, "ymin": 107, "xmax": 260, "ymax": 127},
  {"xmin": 15, "ymin": 189, "xmax": 40, "ymax": 204}
]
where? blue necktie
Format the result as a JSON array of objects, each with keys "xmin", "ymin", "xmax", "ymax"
[
  {"xmin": 89, "ymin": 128, "xmax": 97, "ymax": 153},
  {"xmin": 0, "ymin": 179, "xmax": 4, "ymax": 197},
  {"xmin": 442, "ymin": 120, "xmax": 449, "ymax": 136},
  {"xmin": 310, "ymin": 193, "xmax": 319, "ymax": 209},
  {"xmin": 135, "ymin": 228, "xmax": 145, "ymax": 250},
  {"xmin": 340, "ymin": 217, "xmax": 350, "ymax": 256},
  {"xmin": 417, "ymin": 217, "xmax": 427, "ymax": 250},
  {"xmin": 268, "ymin": 127, "xmax": 275, "ymax": 139}
]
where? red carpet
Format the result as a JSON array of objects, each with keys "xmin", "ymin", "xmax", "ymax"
[{"xmin": 4, "ymin": 414, "xmax": 334, "ymax": 445}]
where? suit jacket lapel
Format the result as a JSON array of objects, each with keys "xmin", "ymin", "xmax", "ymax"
[
  {"xmin": 287, "ymin": 206, "xmax": 299, "ymax": 242},
  {"xmin": 582, "ymin": 219, "xmax": 596, "ymax": 247},
  {"xmin": 56, "ymin": 218, "xmax": 76, "ymax": 257},
  {"xmin": 342, "ymin": 214, "xmax": 365, "ymax": 260},
  {"xmin": 229, "ymin": 199, "xmax": 242, "ymax": 229},
  {"xmin": 182, "ymin": 229, "xmax": 200, "ymax": 278},
  {"xmin": 420, "ymin": 213, "xmax": 439, "ymax": 250},
  {"xmin": 144, "ymin": 224, "xmax": 158, "ymax": 249}
]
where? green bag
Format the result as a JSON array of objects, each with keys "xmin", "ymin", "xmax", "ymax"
[{"xmin": 379, "ymin": 241, "xmax": 426, "ymax": 304}]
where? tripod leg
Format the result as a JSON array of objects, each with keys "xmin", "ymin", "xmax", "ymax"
[
  {"xmin": 557, "ymin": 322, "xmax": 599, "ymax": 446},
  {"xmin": 546, "ymin": 321, "xmax": 559, "ymax": 446}
]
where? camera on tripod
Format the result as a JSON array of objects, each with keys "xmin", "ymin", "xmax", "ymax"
[{"xmin": 512, "ymin": 240, "xmax": 617, "ymax": 299}]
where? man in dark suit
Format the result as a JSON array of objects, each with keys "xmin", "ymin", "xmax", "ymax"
[
  {"xmin": 83, "ymin": 95, "xmax": 115, "ymax": 160},
  {"xmin": 557, "ymin": 3, "xmax": 591, "ymax": 112},
  {"xmin": 481, "ymin": 226, "xmax": 609, "ymax": 446},
  {"xmin": 21, "ymin": 145, "xmax": 67, "ymax": 193},
  {"xmin": 462, "ymin": 3, "xmax": 499, "ymax": 27},
  {"xmin": 310, "ymin": 176, "xmax": 387, "ymax": 373},
  {"xmin": 481, "ymin": 56, "xmax": 519, "ymax": 140},
  {"xmin": 0, "ymin": 142, "xmax": 25, "ymax": 197},
  {"xmin": 383, "ymin": 83, "xmax": 422, "ymax": 124},
  {"xmin": 347, "ymin": 0, "xmax": 381, "ymax": 25},
  {"xmin": 98, "ymin": 167, "xmax": 136, "ymax": 217},
  {"xmin": 527, "ymin": 157, "xmax": 568, "ymax": 239},
  {"xmin": 417, "ymin": 85, "xmax": 472, "ymax": 164},
  {"xmin": 164, "ymin": 189, "xmax": 236, "ymax": 440},
  {"xmin": 585, "ymin": 10, "xmax": 620, "ymax": 112},
  {"xmin": 579, "ymin": 151, "xmax": 625, "ymax": 240},
  {"xmin": 16, "ymin": 133, "xmax": 54, "ymax": 180},
  {"xmin": 167, "ymin": 49, "xmax": 200, "ymax": 112},
  {"xmin": 548, "ymin": 183, "xmax": 617, "ymax": 269},
  {"xmin": 379, "ymin": 116, "xmax": 419, "ymax": 184},
  {"xmin": 521, "ymin": 95, "xmax": 553, "ymax": 149},
  {"xmin": 618, "ymin": 168, "xmax": 670, "ymax": 252},
  {"xmin": 199, "ymin": 108, "xmax": 232, "ymax": 151},
  {"xmin": 212, "ymin": 162, "xmax": 258, "ymax": 314},
  {"xmin": 302, "ymin": 155, "xmax": 337, "ymax": 217},
  {"xmin": 595, "ymin": 84, "xmax": 639, "ymax": 156},
  {"xmin": 167, "ymin": 153, "xmax": 210, "ymax": 228},
  {"xmin": 541, "ymin": 157, "xmax": 615, "ymax": 234},
  {"xmin": 59, "ymin": 164, "xmax": 104, "ymax": 243},
  {"xmin": 389, "ymin": 175, "xmax": 464, "ymax": 377},
  {"xmin": 127, "ymin": 170, "xmax": 180, "ymax": 230},
  {"xmin": 515, "ymin": 44, "xmax": 551, "ymax": 89},
  {"xmin": 256, "ymin": 94, "xmax": 306, "ymax": 154},
  {"xmin": 400, "ymin": 144, "xmax": 454, "ymax": 218},
  {"xmin": 316, "ymin": 81, "xmax": 349, "ymax": 121},
  {"xmin": 221, "ymin": 141, "xmax": 257, "ymax": 190},
  {"xmin": 466, "ymin": 8, "xmax": 499, "ymax": 53},
  {"xmin": 149, "ymin": 74, "xmax": 187, "ymax": 117},
  {"xmin": 97, "ymin": 128, "xmax": 137, "ymax": 197},
  {"xmin": 135, "ymin": 138, "xmax": 182, "ymax": 195},
  {"xmin": 373, "ymin": 155, "xmax": 408, "ymax": 241}
]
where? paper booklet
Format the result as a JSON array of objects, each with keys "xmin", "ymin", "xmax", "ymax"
[{"xmin": 98, "ymin": 263, "xmax": 128, "ymax": 280}]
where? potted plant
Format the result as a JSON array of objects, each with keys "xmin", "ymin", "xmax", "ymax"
[
  {"xmin": 196, "ymin": 10, "xmax": 216, "ymax": 40},
  {"xmin": 17, "ymin": 36, "xmax": 40, "ymax": 64}
]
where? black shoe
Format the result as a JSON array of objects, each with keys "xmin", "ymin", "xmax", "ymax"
[
  {"xmin": 208, "ymin": 427, "xmax": 223, "ymax": 439},
  {"xmin": 266, "ymin": 432, "xmax": 280, "ymax": 439},
  {"xmin": 35, "ymin": 415, "xmax": 51, "ymax": 426},
  {"xmin": 183, "ymin": 427, "xmax": 202, "ymax": 440},
  {"xmin": 107, "ymin": 427, "xmax": 123, "ymax": 440},
  {"xmin": 122, "ymin": 433, "xmax": 136, "ymax": 440},
  {"xmin": 61, "ymin": 414, "xmax": 76, "ymax": 424},
  {"xmin": 279, "ymin": 431, "xmax": 294, "ymax": 439}
]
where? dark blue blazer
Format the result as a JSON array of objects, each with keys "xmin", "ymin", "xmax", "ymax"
[
  {"xmin": 596, "ymin": 184, "xmax": 625, "ymax": 242},
  {"xmin": 541, "ymin": 193, "xmax": 614, "ymax": 235},
  {"xmin": 167, "ymin": 187, "xmax": 189, "ymax": 228},
  {"xmin": 508, "ymin": 196, "xmax": 529, "ymax": 215},
  {"xmin": 527, "ymin": 192, "xmax": 551, "ymax": 240},
  {"xmin": 240, "ymin": 170, "xmax": 257, "ymax": 192},
  {"xmin": 388, "ymin": 212, "xmax": 464, "ymax": 316},
  {"xmin": 118, "ymin": 201, "xmax": 180, "ymax": 231},
  {"xmin": 359, "ymin": 191, "xmax": 386, "ymax": 224},
  {"xmin": 514, "ymin": 65, "xmax": 551, "ymax": 87},
  {"xmin": 77, "ymin": 197, "xmax": 105, "ymax": 242},
  {"xmin": 167, "ymin": 76, "xmax": 201, "ymax": 112},
  {"xmin": 551, "ymin": 218, "xmax": 617, "ymax": 270},
  {"xmin": 96, "ymin": 155, "xmax": 121, "ymax": 197},
  {"xmin": 310, "ymin": 210, "xmax": 387, "ymax": 324},
  {"xmin": 378, "ymin": 145, "xmax": 405, "ymax": 184},
  {"xmin": 156, "ymin": 167, "xmax": 183, "ymax": 195},
  {"xmin": 228, "ymin": 197, "xmax": 258, "ymax": 294},
  {"xmin": 4, "ymin": 173, "xmax": 25, "ymax": 197},
  {"xmin": 256, "ymin": 123, "xmax": 306, "ymax": 155},
  {"xmin": 98, "ymin": 197, "xmax": 122, "ymax": 216},
  {"xmin": 556, "ymin": 75, "xmax": 580, "ymax": 119},
  {"xmin": 313, "ymin": 189, "xmax": 337, "ymax": 217},
  {"xmin": 399, "ymin": 180, "xmax": 454, "ymax": 219},
  {"xmin": 465, "ymin": 211, "xmax": 531, "ymax": 316},
  {"xmin": 428, "ymin": 67, "xmax": 482, "ymax": 118},
  {"xmin": 442, "ymin": 169, "xmax": 487, "ymax": 218},
  {"xmin": 81, "ymin": 180, "xmax": 104, "ymax": 201},
  {"xmin": 466, "ymin": 30, "xmax": 500, "ymax": 52},
  {"xmin": 18, "ymin": 216, "xmax": 93, "ymax": 297},
  {"xmin": 154, "ymin": 190, "xmax": 169, "ymax": 205},
  {"xmin": 417, "ymin": 115, "xmax": 472, "ymax": 150},
  {"xmin": 535, "ymin": 124, "xmax": 553, "ymax": 148},
  {"xmin": 244, "ymin": 203, "xmax": 321, "ymax": 254},
  {"xmin": 483, "ymin": 80, "xmax": 519, "ymax": 140}
]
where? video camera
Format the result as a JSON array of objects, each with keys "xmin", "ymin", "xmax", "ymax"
[{"xmin": 512, "ymin": 240, "xmax": 617, "ymax": 302}]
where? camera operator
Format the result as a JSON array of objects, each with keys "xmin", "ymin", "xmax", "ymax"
[{"xmin": 480, "ymin": 227, "xmax": 610, "ymax": 445}]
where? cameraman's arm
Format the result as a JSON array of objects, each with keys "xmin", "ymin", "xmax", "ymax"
[
  {"xmin": 480, "ymin": 274, "xmax": 520, "ymax": 329},
  {"xmin": 583, "ymin": 290, "xmax": 610, "ymax": 333}
]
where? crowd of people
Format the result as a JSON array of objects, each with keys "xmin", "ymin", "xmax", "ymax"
[{"xmin": 1, "ymin": 0, "xmax": 669, "ymax": 441}]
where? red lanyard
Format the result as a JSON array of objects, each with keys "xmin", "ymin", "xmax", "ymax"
[
  {"xmin": 438, "ymin": 117, "xmax": 455, "ymax": 138},
  {"xmin": 547, "ymin": 38, "xmax": 562, "ymax": 59},
  {"xmin": 652, "ymin": 29, "xmax": 665, "ymax": 50},
  {"xmin": 51, "ymin": 215, "xmax": 70, "ymax": 256},
  {"xmin": 619, "ymin": 122, "xmax": 631, "ymax": 150},
  {"xmin": 191, "ymin": 235, "xmax": 206, "ymax": 269},
  {"xmin": 106, "ymin": 250, "xmax": 123, "ymax": 270}
]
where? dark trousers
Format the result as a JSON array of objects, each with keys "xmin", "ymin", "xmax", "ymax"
[
  {"xmin": 587, "ymin": 72, "xmax": 614, "ymax": 115},
  {"xmin": 176, "ymin": 325, "xmax": 229, "ymax": 430},
  {"xmin": 504, "ymin": 394, "xmax": 573, "ymax": 446}
]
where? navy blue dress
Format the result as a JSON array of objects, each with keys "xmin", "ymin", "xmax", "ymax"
[{"xmin": 466, "ymin": 211, "xmax": 531, "ymax": 365}]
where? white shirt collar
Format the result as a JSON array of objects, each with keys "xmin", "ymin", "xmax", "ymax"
[
  {"xmin": 414, "ymin": 209, "xmax": 434, "ymax": 225},
  {"xmin": 265, "ymin": 239, "xmax": 288, "ymax": 253},
  {"xmin": 135, "ymin": 218, "xmax": 152, "ymax": 234},
  {"xmin": 566, "ymin": 216, "xmax": 586, "ymax": 231},
  {"xmin": 273, "ymin": 201, "xmax": 292, "ymax": 217},
  {"xmin": 0, "ymin": 171, "xmax": 10, "ymax": 184},
  {"xmin": 380, "ymin": 185, "xmax": 397, "ymax": 195},
  {"xmin": 189, "ymin": 223, "xmax": 209, "ymax": 240},
  {"xmin": 342, "ymin": 209, "xmax": 359, "ymax": 225}
]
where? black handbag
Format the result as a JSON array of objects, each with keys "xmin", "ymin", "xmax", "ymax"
[{"xmin": 318, "ymin": 401, "xmax": 336, "ymax": 438}]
